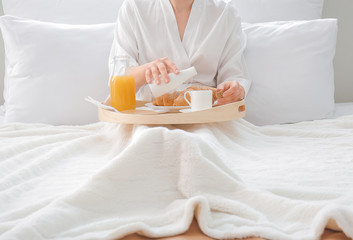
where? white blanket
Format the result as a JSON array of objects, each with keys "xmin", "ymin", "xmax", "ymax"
[{"xmin": 1, "ymin": 116, "xmax": 353, "ymax": 240}]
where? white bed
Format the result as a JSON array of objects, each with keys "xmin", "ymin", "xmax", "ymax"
[
  {"xmin": 1, "ymin": 0, "xmax": 353, "ymax": 240},
  {"xmin": 1, "ymin": 108, "xmax": 353, "ymax": 240}
]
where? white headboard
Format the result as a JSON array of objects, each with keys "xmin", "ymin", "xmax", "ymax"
[{"xmin": 0, "ymin": 0, "xmax": 352, "ymax": 105}]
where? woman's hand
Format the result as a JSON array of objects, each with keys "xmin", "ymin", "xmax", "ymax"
[
  {"xmin": 216, "ymin": 81, "xmax": 245, "ymax": 105},
  {"xmin": 145, "ymin": 57, "xmax": 179, "ymax": 85}
]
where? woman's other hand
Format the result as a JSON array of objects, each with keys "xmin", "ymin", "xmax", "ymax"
[
  {"xmin": 145, "ymin": 57, "xmax": 179, "ymax": 85},
  {"xmin": 216, "ymin": 81, "xmax": 245, "ymax": 105}
]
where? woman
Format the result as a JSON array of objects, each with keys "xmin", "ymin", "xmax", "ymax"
[{"xmin": 109, "ymin": 0, "xmax": 251, "ymax": 105}]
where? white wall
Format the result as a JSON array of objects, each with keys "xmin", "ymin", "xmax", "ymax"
[
  {"xmin": 322, "ymin": 0, "xmax": 353, "ymax": 103},
  {"xmin": 0, "ymin": 0, "xmax": 352, "ymax": 105}
]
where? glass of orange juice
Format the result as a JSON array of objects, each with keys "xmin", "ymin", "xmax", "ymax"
[{"xmin": 110, "ymin": 56, "xmax": 136, "ymax": 112}]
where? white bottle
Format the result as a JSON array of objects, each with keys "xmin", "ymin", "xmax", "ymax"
[{"xmin": 148, "ymin": 66, "xmax": 197, "ymax": 98}]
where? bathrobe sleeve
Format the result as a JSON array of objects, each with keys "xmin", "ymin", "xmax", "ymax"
[
  {"xmin": 216, "ymin": 10, "xmax": 251, "ymax": 96},
  {"xmin": 109, "ymin": 0, "xmax": 139, "ymax": 80}
]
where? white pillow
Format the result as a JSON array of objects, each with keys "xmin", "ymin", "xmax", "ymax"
[
  {"xmin": 2, "ymin": 0, "xmax": 124, "ymax": 24},
  {"xmin": 243, "ymin": 19, "xmax": 338, "ymax": 126},
  {"xmin": 0, "ymin": 15, "xmax": 113, "ymax": 125},
  {"xmin": 231, "ymin": 0, "xmax": 324, "ymax": 23}
]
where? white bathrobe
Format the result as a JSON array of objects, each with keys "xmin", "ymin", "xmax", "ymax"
[{"xmin": 109, "ymin": 0, "xmax": 251, "ymax": 101}]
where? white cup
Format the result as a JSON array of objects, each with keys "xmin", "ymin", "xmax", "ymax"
[{"xmin": 184, "ymin": 90, "xmax": 213, "ymax": 111}]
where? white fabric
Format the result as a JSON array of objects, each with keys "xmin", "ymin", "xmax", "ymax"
[
  {"xmin": 333, "ymin": 102, "xmax": 353, "ymax": 118},
  {"xmin": 0, "ymin": 105, "xmax": 4, "ymax": 124},
  {"xmin": 1, "ymin": 0, "xmax": 124, "ymax": 24},
  {"xmin": 243, "ymin": 19, "xmax": 337, "ymax": 126},
  {"xmin": 0, "ymin": 16, "xmax": 112, "ymax": 125},
  {"xmin": 1, "ymin": 117, "xmax": 353, "ymax": 239},
  {"xmin": 109, "ymin": 0, "xmax": 251, "ymax": 102},
  {"xmin": 231, "ymin": 0, "xmax": 324, "ymax": 23}
]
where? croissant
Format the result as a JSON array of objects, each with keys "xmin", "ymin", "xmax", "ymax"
[{"xmin": 152, "ymin": 85, "xmax": 224, "ymax": 106}]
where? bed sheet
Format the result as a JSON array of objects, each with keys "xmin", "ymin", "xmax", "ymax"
[{"xmin": 333, "ymin": 102, "xmax": 353, "ymax": 118}]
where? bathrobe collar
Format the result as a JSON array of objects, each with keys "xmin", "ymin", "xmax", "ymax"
[{"xmin": 160, "ymin": 0, "xmax": 200, "ymax": 69}]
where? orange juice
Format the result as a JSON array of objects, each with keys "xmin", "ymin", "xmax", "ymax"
[{"xmin": 110, "ymin": 75, "xmax": 136, "ymax": 112}]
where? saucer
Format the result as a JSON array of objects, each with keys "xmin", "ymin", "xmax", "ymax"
[{"xmin": 145, "ymin": 102, "xmax": 189, "ymax": 111}]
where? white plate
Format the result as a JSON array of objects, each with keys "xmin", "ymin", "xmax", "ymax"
[{"xmin": 145, "ymin": 102, "xmax": 190, "ymax": 110}]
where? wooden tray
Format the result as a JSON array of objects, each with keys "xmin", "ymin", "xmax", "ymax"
[{"xmin": 98, "ymin": 100, "xmax": 245, "ymax": 125}]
